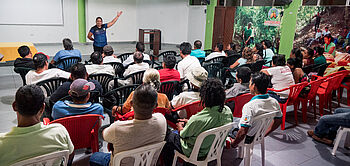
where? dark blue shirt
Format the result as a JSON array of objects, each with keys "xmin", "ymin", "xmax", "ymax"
[{"xmin": 90, "ymin": 24, "xmax": 108, "ymax": 47}]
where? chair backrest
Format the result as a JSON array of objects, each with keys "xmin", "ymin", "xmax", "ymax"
[
  {"xmin": 159, "ymin": 81, "xmax": 179, "ymax": 101},
  {"xmin": 49, "ymin": 114, "xmax": 103, "ymax": 152},
  {"xmin": 331, "ymin": 70, "xmax": 349, "ymax": 90},
  {"xmin": 314, "ymin": 62, "xmax": 331, "ymax": 76},
  {"xmin": 124, "ymin": 70, "xmax": 146, "ymax": 85},
  {"xmin": 188, "ymin": 122, "xmax": 234, "ymax": 162},
  {"xmin": 226, "ymin": 93, "xmax": 254, "ymax": 118},
  {"xmin": 204, "ymin": 49, "xmax": 213, "ymax": 56},
  {"xmin": 105, "ymin": 62, "xmax": 125, "ymax": 78},
  {"xmin": 173, "ymin": 101, "xmax": 204, "ymax": 119},
  {"xmin": 10, "ymin": 150, "xmax": 70, "ymax": 166},
  {"xmin": 205, "ymin": 56, "xmax": 225, "ymax": 63},
  {"xmin": 306, "ymin": 77, "xmax": 327, "ymax": 100},
  {"xmin": 222, "ymin": 54, "xmax": 240, "ymax": 67},
  {"xmin": 103, "ymin": 84, "xmax": 139, "ymax": 107},
  {"xmin": 88, "ymin": 73, "xmax": 114, "ymax": 93},
  {"xmin": 56, "ymin": 57, "xmax": 81, "ymax": 72},
  {"xmin": 158, "ymin": 51, "xmax": 177, "ymax": 57},
  {"xmin": 14, "ymin": 67, "xmax": 32, "ymax": 86},
  {"xmin": 117, "ymin": 53, "xmax": 133, "ymax": 62},
  {"xmin": 250, "ymin": 60, "xmax": 265, "ymax": 73},
  {"xmin": 112, "ymin": 142, "xmax": 166, "ymax": 166},
  {"xmin": 198, "ymin": 57, "xmax": 205, "ymax": 65},
  {"xmin": 36, "ymin": 77, "xmax": 68, "ymax": 97},
  {"xmin": 287, "ymin": 82, "xmax": 308, "ymax": 104},
  {"xmin": 203, "ymin": 62, "xmax": 223, "ymax": 78},
  {"xmin": 246, "ymin": 111, "xmax": 277, "ymax": 145}
]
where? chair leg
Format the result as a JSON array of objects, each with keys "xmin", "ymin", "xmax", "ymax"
[
  {"xmin": 337, "ymin": 88, "xmax": 343, "ymax": 107},
  {"xmin": 318, "ymin": 95, "xmax": 324, "ymax": 116},
  {"xmin": 238, "ymin": 146, "xmax": 244, "ymax": 158},
  {"xmin": 332, "ymin": 127, "xmax": 345, "ymax": 156},
  {"xmin": 301, "ymin": 99, "xmax": 308, "ymax": 123},
  {"xmin": 347, "ymin": 88, "xmax": 350, "ymax": 106},
  {"xmin": 217, "ymin": 157, "xmax": 221, "ymax": 166},
  {"xmin": 281, "ymin": 104, "xmax": 286, "ymax": 130},
  {"xmin": 244, "ymin": 146, "xmax": 251, "ymax": 166},
  {"xmin": 261, "ymin": 140, "xmax": 265, "ymax": 166},
  {"xmin": 172, "ymin": 153, "xmax": 178, "ymax": 166},
  {"xmin": 312, "ymin": 99, "xmax": 317, "ymax": 119},
  {"xmin": 294, "ymin": 101, "xmax": 299, "ymax": 125}
]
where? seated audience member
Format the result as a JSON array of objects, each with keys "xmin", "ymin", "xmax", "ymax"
[
  {"xmin": 171, "ymin": 67, "xmax": 208, "ymax": 118},
  {"xmin": 307, "ymin": 107, "xmax": 350, "ymax": 145},
  {"xmin": 205, "ymin": 42, "xmax": 226, "ymax": 61},
  {"xmin": 14, "ymin": 45, "xmax": 35, "ymax": 68},
  {"xmin": 102, "ymin": 45, "xmax": 121, "ymax": 63},
  {"xmin": 51, "ymin": 79, "xmax": 104, "ymax": 120},
  {"xmin": 301, "ymin": 47, "xmax": 314, "ymax": 67},
  {"xmin": 90, "ymin": 84, "xmax": 167, "ymax": 166},
  {"xmin": 111, "ymin": 69, "xmax": 171, "ymax": 115},
  {"xmin": 252, "ymin": 43, "xmax": 264, "ymax": 61},
  {"xmin": 229, "ymin": 72, "xmax": 282, "ymax": 147},
  {"xmin": 50, "ymin": 63, "xmax": 103, "ymax": 104},
  {"xmin": 324, "ymin": 34, "xmax": 336, "ymax": 56},
  {"xmin": 122, "ymin": 42, "xmax": 151, "ymax": 67},
  {"xmin": 177, "ymin": 42, "xmax": 201, "ymax": 80},
  {"xmin": 290, "ymin": 47, "xmax": 303, "ymax": 68},
  {"xmin": 0, "ymin": 85, "xmax": 74, "ymax": 165},
  {"xmin": 162, "ymin": 78, "xmax": 233, "ymax": 165},
  {"xmin": 123, "ymin": 51, "xmax": 149, "ymax": 77},
  {"xmin": 287, "ymin": 58, "xmax": 308, "ymax": 83},
  {"xmin": 51, "ymin": 38, "xmax": 81, "ymax": 69},
  {"xmin": 25, "ymin": 53, "xmax": 70, "ymax": 85},
  {"xmin": 322, "ymin": 26, "xmax": 331, "ymax": 36},
  {"xmin": 230, "ymin": 47, "xmax": 254, "ymax": 69},
  {"xmin": 158, "ymin": 54, "xmax": 180, "ymax": 82},
  {"xmin": 262, "ymin": 40, "xmax": 274, "ymax": 66},
  {"xmin": 226, "ymin": 43, "xmax": 238, "ymax": 56},
  {"xmin": 85, "ymin": 51, "xmax": 115, "ymax": 76},
  {"xmin": 262, "ymin": 54, "xmax": 295, "ymax": 103},
  {"xmin": 190, "ymin": 40, "xmax": 205, "ymax": 58},
  {"xmin": 226, "ymin": 67, "xmax": 251, "ymax": 99},
  {"xmin": 314, "ymin": 46, "xmax": 327, "ymax": 65}
]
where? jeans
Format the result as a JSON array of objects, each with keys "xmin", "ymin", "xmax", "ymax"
[
  {"xmin": 314, "ymin": 108, "xmax": 350, "ymax": 140},
  {"xmin": 90, "ymin": 152, "xmax": 111, "ymax": 166}
]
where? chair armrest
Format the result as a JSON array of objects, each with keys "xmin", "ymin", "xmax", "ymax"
[
  {"xmin": 43, "ymin": 118, "xmax": 50, "ymax": 125},
  {"xmin": 311, "ymin": 75, "xmax": 322, "ymax": 81},
  {"xmin": 267, "ymin": 87, "xmax": 290, "ymax": 92}
]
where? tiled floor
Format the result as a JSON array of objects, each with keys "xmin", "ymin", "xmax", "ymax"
[{"xmin": 0, "ymin": 43, "xmax": 349, "ymax": 166}]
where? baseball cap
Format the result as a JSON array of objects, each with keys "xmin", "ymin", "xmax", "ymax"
[
  {"xmin": 69, "ymin": 79, "xmax": 95, "ymax": 97},
  {"xmin": 186, "ymin": 67, "xmax": 208, "ymax": 88},
  {"xmin": 103, "ymin": 45, "xmax": 113, "ymax": 53}
]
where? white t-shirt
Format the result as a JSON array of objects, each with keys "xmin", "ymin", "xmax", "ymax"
[
  {"xmin": 177, "ymin": 55, "xmax": 201, "ymax": 79},
  {"xmin": 266, "ymin": 66, "xmax": 295, "ymax": 98},
  {"xmin": 205, "ymin": 51, "xmax": 226, "ymax": 61},
  {"xmin": 103, "ymin": 56, "xmax": 121, "ymax": 64},
  {"xmin": 123, "ymin": 62, "xmax": 149, "ymax": 77},
  {"xmin": 25, "ymin": 68, "xmax": 70, "ymax": 85},
  {"xmin": 122, "ymin": 53, "xmax": 151, "ymax": 67},
  {"xmin": 85, "ymin": 64, "xmax": 115, "ymax": 76},
  {"xmin": 103, "ymin": 113, "xmax": 167, "ymax": 165},
  {"xmin": 171, "ymin": 91, "xmax": 200, "ymax": 118}
]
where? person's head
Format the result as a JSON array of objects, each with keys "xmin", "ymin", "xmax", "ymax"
[
  {"xmin": 132, "ymin": 84, "xmax": 158, "ymax": 120},
  {"xmin": 68, "ymin": 79, "xmax": 95, "ymax": 103},
  {"xmin": 199, "ymin": 78, "xmax": 225, "ymax": 112},
  {"xmin": 186, "ymin": 67, "xmax": 208, "ymax": 89},
  {"xmin": 90, "ymin": 51, "xmax": 103, "ymax": 64},
  {"xmin": 324, "ymin": 34, "xmax": 333, "ymax": 44},
  {"xmin": 262, "ymin": 40, "xmax": 272, "ymax": 49},
  {"xmin": 253, "ymin": 43, "xmax": 264, "ymax": 56},
  {"xmin": 343, "ymin": 26, "xmax": 348, "ymax": 32},
  {"xmin": 290, "ymin": 47, "xmax": 302, "ymax": 59},
  {"xmin": 317, "ymin": 28, "xmax": 321, "ymax": 32},
  {"xmin": 242, "ymin": 47, "xmax": 253, "ymax": 62},
  {"xmin": 214, "ymin": 43, "xmax": 223, "ymax": 52},
  {"xmin": 143, "ymin": 68, "xmax": 161, "ymax": 90},
  {"xmin": 314, "ymin": 46, "xmax": 325, "ymax": 56},
  {"xmin": 12, "ymin": 85, "xmax": 45, "ymax": 122},
  {"xmin": 306, "ymin": 47, "xmax": 314, "ymax": 59},
  {"xmin": 250, "ymin": 72, "xmax": 271, "ymax": 95},
  {"xmin": 133, "ymin": 51, "xmax": 144, "ymax": 64},
  {"xmin": 248, "ymin": 22, "xmax": 252, "ymax": 28},
  {"xmin": 163, "ymin": 54, "xmax": 176, "ymax": 69},
  {"xmin": 17, "ymin": 45, "xmax": 32, "ymax": 58},
  {"xmin": 272, "ymin": 54, "xmax": 286, "ymax": 67},
  {"xmin": 70, "ymin": 63, "xmax": 88, "ymax": 80},
  {"xmin": 33, "ymin": 53, "xmax": 48, "ymax": 70},
  {"xmin": 227, "ymin": 43, "xmax": 236, "ymax": 51},
  {"xmin": 62, "ymin": 38, "xmax": 73, "ymax": 50},
  {"xmin": 194, "ymin": 40, "xmax": 202, "ymax": 49},
  {"xmin": 236, "ymin": 67, "xmax": 251, "ymax": 84},
  {"xmin": 103, "ymin": 45, "xmax": 114, "ymax": 56},
  {"xmin": 179, "ymin": 42, "xmax": 192, "ymax": 57},
  {"xmin": 136, "ymin": 42, "xmax": 145, "ymax": 53},
  {"xmin": 325, "ymin": 27, "xmax": 328, "ymax": 31},
  {"xmin": 96, "ymin": 17, "xmax": 103, "ymax": 27},
  {"xmin": 287, "ymin": 58, "xmax": 296, "ymax": 70}
]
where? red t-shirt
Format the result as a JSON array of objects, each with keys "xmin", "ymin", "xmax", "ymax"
[{"xmin": 158, "ymin": 68, "xmax": 180, "ymax": 83}]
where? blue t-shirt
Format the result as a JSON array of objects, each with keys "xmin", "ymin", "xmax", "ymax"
[
  {"xmin": 53, "ymin": 49, "xmax": 82, "ymax": 69},
  {"xmin": 52, "ymin": 100, "xmax": 104, "ymax": 120},
  {"xmin": 190, "ymin": 49, "xmax": 205, "ymax": 58},
  {"xmin": 90, "ymin": 24, "xmax": 108, "ymax": 47}
]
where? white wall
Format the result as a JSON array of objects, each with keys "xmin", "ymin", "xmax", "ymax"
[{"xmin": 187, "ymin": 6, "xmax": 207, "ymax": 46}]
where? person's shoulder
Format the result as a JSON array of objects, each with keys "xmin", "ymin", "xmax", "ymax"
[{"xmin": 152, "ymin": 113, "xmax": 166, "ymax": 121}]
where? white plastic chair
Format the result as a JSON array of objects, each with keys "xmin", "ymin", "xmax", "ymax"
[
  {"xmin": 237, "ymin": 111, "xmax": 278, "ymax": 166},
  {"xmin": 172, "ymin": 122, "xmax": 234, "ymax": 166},
  {"xmin": 112, "ymin": 141, "xmax": 166, "ymax": 166},
  {"xmin": 10, "ymin": 150, "xmax": 69, "ymax": 166},
  {"xmin": 332, "ymin": 127, "xmax": 350, "ymax": 156}
]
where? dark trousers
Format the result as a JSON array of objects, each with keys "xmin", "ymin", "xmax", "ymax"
[
  {"xmin": 93, "ymin": 45, "xmax": 104, "ymax": 53},
  {"xmin": 162, "ymin": 131, "xmax": 183, "ymax": 166}
]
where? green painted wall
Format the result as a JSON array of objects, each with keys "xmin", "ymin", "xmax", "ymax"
[
  {"xmin": 78, "ymin": 0, "xmax": 86, "ymax": 43},
  {"xmin": 204, "ymin": 0, "xmax": 217, "ymax": 50},
  {"xmin": 278, "ymin": 0, "xmax": 302, "ymax": 58}
]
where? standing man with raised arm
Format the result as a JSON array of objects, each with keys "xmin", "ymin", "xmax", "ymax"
[{"xmin": 88, "ymin": 11, "xmax": 123, "ymax": 53}]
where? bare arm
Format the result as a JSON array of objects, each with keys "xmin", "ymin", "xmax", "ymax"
[
  {"xmin": 107, "ymin": 11, "xmax": 123, "ymax": 28},
  {"xmin": 231, "ymin": 127, "xmax": 249, "ymax": 148},
  {"xmin": 87, "ymin": 32, "xmax": 94, "ymax": 41},
  {"xmin": 265, "ymin": 118, "xmax": 282, "ymax": 136},
  {"xmin": 230, "ymin": 60, "xmax": 240, "ymax": 69},
  {"xmin": 261, "ymin": 69, "xmax": 270, "ymax": 75}
]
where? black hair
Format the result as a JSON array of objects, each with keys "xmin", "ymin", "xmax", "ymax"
[
  {"xmin": 262, "ymin": 40, "xmax": 272, "ymax": 49},
  {"xmin": 315, "ymin": 46, "xmax": 325, "ymax": 55},
  {"xmin": 163, "ymin": 54, "xmax": 176, "ymax": 69},
  {"xmin": 325, "ymin": 26, "xmax": 328, "ymax": 29},
  {"xmin": 133, "ymin": 51, "xmax": 144, "ymax": 63},
  {"xmin": 133, "ymin": 84, "xmax": 158, "ymax": 116},
  {"xmin": 291, "ymin": 48, "xmax": 303, "ymax": 68},
  {"xmin": 216, "ymin": 43, "xmax": 223, "ymax": 51},
  {"xmin": 194, "ymin": 40, "xmax": 202, "ymax": 49},
  {"xmin": 17, "ymin": 46, "xmax": 30, "ymax": 58},
  {"xmin": 307, "ymin": 47, "xmax": 314, "ymax": 57},
  {"xmin": 251, "ymin": 72, "xmax": 271, "ymax": 94},
  {"xmin": 229, "ymin": 43, "xmax": 236, "ymax": 51},
  {"xmin": 70, "ymin": 63, "xmax": 87, "ymax": 79},
  {"xmin": 15, "ymin": 85, "xmax": 45, "ymax": 116},
  {"xmin": 63, "ymin": 38, "xmax": 73, "ymax": 50},
  {"xmin": 90, "ymin": 51, "xmax": 103, "ymax": 64},
  {"xmin": 180, "ymin": 42, "xmax": 192, "ymax": 55},
  {"xmin": 324, "ymin": 34, "xmax": 333, "ymax": 42},
  {"xmin": 136, "ymin": 42, "xmax": 145, "ymax": 52},
  {"xmin": 199, "ymin": 78, "xmax": 225, "ymax": 112},
  {"xmin": 33, "ymin": 53, "xmax": 48, "ymax": 69},
  {"xmin": 96, "ymin": 17, "xmax": 103, "ymax": 22},
  {"xmin": 287, "ymin": 58, "xmax": 296, "ymax": 67},
  {"xmin": 255, "ymin": 43, "xmax": 264, "ymax": 57},
  {"xmin": 104, "ymin": 50, "xmax": 114, "ymax": 56},
  {"xmin": 71, "ymin": 93, "xmax": 89, "ymax": 102},
  {"xmin": 272, "ymin": 54, "xmax": 286, "ymax": 66},
  {"xmin": 237, "ymin": 67, "xmax": 252, "ymax": 83}
]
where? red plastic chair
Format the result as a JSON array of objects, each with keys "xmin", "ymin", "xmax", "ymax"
[
  {"xmin": 43, "ymin": 114, "xmax": 104, "ymax": 153},
  {"xmin": 268, "ymin": 82, "xmax": 308, "ymax": 130},
  {"xmin": 314, "ymin": 75, "xmax": 341, "ymax": 116},
  {"xmin": 338, "ymin": 81, "xmax": 350, "ymax": 106},
  {"xmin": 172, "ymin": 101, "xmax": 204, "ymax": 119},
  {"xmin": 225, "ymin": 93, "xmax": 254, "ymax": 118}
]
